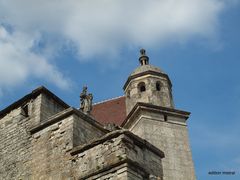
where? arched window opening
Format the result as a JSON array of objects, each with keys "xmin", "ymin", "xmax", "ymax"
[
  {"xmin": 140, "ymin": 85, "xmax": 146, "ymax": 92},
  {"xmin": 156, "ymin": 82, "xmax": 161, "ymax": 91},
  {"xmin": 138, "ymin": 82, "xmax": 146, "ymax": 92}
]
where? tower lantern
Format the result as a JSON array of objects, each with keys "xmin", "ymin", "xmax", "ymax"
[
  {"xmin": 139, "ymin": 49, "xmax": 149, "ymax": 65},
  {"xmin": 124, "ymin": 49, "xmax": 174, "ymax": 114}
]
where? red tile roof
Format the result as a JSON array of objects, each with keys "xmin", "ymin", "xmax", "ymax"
[{"xmin": 91, "ymin": 96, "xmax": 126, "ymax": 126}]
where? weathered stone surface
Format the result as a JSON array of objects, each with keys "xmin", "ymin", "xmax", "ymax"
[
  {"xmin": 0, "ymin": 114, "xmax": 31, "ymax": 179},
  {"xmin": 124, "ymin": 74, "xmax": 174, "ymax": 114},
  {"xmin": 0, "ymin": 99, "xmax": 165, "ymax": 180},
  {"xmin": 71, "ymin": 130, "xmax": 164, "ymax": 180},
  {"xmin": 0, "ymin": 50, "xmax": 195, "ymax": 180},
  {"xmin": 0, "ymin": 92, "xmax": 108, "ymax": 180},
  {"xmin": 123, "ymin": 51, "xmax": 195, "ymax": 180},
  {"xmin": 124, "ymin": 104, "xmax": 195, "ymax": 180}
]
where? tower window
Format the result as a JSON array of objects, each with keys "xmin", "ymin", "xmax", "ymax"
[
  {"xmin": 140, "ymin": 85, "xmax": 146, "ymax": 92},
  {"xmin": 156, "ymin": 82, "xmax": 161, "ymax": 91},
  {"xmin": 138, "ymin": 82, "xmax": 146, "ymax": 92}
]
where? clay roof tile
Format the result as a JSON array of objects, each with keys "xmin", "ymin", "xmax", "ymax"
[{"xmin": 91, "ymin": 96, "xmax": 126, "ymax": 126}]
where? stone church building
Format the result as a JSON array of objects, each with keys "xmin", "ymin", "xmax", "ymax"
[{"xmin": 0, "ymin": 50, "xmax": 195, "ymax": 179}]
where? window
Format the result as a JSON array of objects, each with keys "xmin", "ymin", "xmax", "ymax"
[
  {"xmin": 156, "ymin": 82, "xmax": 161, "ymax": 91},
  {"xmin": 140, "ymin": 85, "xmax": 146, "ymax": 92},
  {"xmin": 22, "ymin": 104, "xmax": 29, "ymax": 117},
  {"xmin": 164, "ymin": 115, "xmax": 167, "ymax": 122},
  {"xmin": 138, "ymin": 82, "xmax": 146, "ymax": 92}
]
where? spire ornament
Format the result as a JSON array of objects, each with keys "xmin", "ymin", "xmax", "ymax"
[{"xmin": 139, "ymin": 48, "xmax": 149, "ymax": 66}]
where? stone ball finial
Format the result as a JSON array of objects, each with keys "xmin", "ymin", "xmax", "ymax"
[{"xmin": 140, "ymin": 49, "xmax": 146, "ymax": 56}]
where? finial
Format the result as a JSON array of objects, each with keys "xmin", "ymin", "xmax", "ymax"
[
  {"xmin": 139, "ymin": 48, "xmax": 149, "ymax": 66},
  {"xmin": 140, "ymin": 49, "xmax": 146, "ymax": 56}
]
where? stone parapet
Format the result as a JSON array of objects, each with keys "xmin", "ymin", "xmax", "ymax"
[
  {"xmin": 71, "ymin": 130, "xmax": 164, "ymax": 179},
  {"xmin": 30, "ymin": 107, "xmax": 108, "ymax": 134}
]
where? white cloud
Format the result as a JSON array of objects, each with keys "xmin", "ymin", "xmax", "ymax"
[
  {"xmin": 0, "ymin": 0, "xmax": 235, "ymax": 57},
  {"xmin": 0, "ymin": 26, "xmax": 70, "ymax": 92},
  {"xmin": 0, "ymin": 0, "xmax": 237, "ymax": 94}
]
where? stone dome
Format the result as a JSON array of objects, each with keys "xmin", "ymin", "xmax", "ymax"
[{"xmin": 130, "ymin": 64, "xmax": 164, "ymax": 76}]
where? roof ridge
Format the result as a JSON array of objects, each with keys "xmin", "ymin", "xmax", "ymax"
[{"xmin": 93, "ymin": 95, "xmax": 125, "ymax": 105}]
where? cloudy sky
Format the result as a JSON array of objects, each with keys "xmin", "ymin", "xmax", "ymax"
[{"xmin": 0, "ymin": 0, "xmax": 240, "ymax": 179}]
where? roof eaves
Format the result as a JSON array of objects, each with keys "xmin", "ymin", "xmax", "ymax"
[{"xmin": 123, "ymin": 70, "xmax": 172, "ymax": 90}]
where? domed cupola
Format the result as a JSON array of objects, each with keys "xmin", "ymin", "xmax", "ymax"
[{"xmin": 123, "ymin": 49, "xmax": 174, "ymax": 114}]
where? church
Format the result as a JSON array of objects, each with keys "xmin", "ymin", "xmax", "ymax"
[{"xmin": 0, "ymin": 50, "xmax": 195, "ymax": 179}]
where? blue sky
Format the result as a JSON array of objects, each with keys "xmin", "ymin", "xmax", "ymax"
[{"xmin": 0, "ymin": 0, "xmax": 240, "ymax": 179}]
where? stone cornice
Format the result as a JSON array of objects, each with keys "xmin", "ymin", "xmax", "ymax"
[
  {"xmin": 71, "ymin": 130, "xmax": 164, "ymax": 158},
  {"xmin": 29, "ymin": 107, "xmax": 108, "ymax": 134},
  {"xmin": 122, "ymin": 102, "xmax": 190, "ymax": 127},
  {"xmin": 78, "ymin": 159, "xmax": 149, "ymax": 180}
]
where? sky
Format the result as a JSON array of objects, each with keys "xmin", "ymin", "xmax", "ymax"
[{"xmin": 0, "ymin": 0, "xmax": 240, "ymax": 179}]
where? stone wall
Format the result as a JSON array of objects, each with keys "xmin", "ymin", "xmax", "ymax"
[
  {"xmin": 13, "ymin": 93, "xmax": 68, "ymax": 127},
  {"xmin": 73, "ymin": 113, "xmax": 106, "ymax": 146},
  {"xmin": 29, "ymin": 108, "xmax": 107, "ymax": 179},
  {"xmin": 39, "ymin": 93, "xmax": 67, "ymax": 123},
  {"xmin": 125, "ymin": 74, "xmax": 174, "ymax": 114},
  {"xmin": 0, "ymin": 91, "xmax": 106, "ymax": 180},
  {"xmin": 71, "ymin": 131, "xmax": 164, "ymax": 180},
  {"xmin": 30, "ymin": 115, "xmax": 74, "ymax": 179},
  {"xmin": 0, "ymin": 91, "xmax": 167, "ymax": 180},
  {"xmin": 29, "ymin": 94, "xmax": 42, "ymax": 126},
  {"xmin": 0, "ymin": 107, "xmax": 32, "ymax": 180},
  {"xmin": 0, "ymin": 93, "xmax": 51, "ymax": 179},
  {"xmin": 127, "ymin": 109, "xmax": 195, "ymax": 180},
  {"xmin": 88, "ymin": 164, "xmax": 145, "ymax": 180}
]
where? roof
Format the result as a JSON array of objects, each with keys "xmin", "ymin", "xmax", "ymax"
[
  {"xmin": 91, "ymin": 96, "xmax": 126, "ymax": 126},
  {"xmin": 0, "ymin": 86, "xmax": 70, "ymax": 118},
  {"xmin": 130, "ymin": 64, "xmax": 164, "ymax": 76}
]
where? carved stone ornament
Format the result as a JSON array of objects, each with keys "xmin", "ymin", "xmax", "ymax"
[{"xmin": 80, "ymin": 86, "xmax": 93, "ymax": 114}]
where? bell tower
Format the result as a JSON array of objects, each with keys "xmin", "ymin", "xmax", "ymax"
[
  {"xmin": 124, "ymin": 49, "xmax": 174, "ymax": 114},
  {"xmin": 123, "ymin": 49, "xmax": 196, "ymax": 180}
]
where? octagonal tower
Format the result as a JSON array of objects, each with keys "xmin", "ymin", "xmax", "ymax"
[
  {"xmin": 123, "ymin": 49, "xmax": 174, "ymax": 114},
  {"xmin": 122, "ymin": 49, "xmax": 195, "ymax": 180}
]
